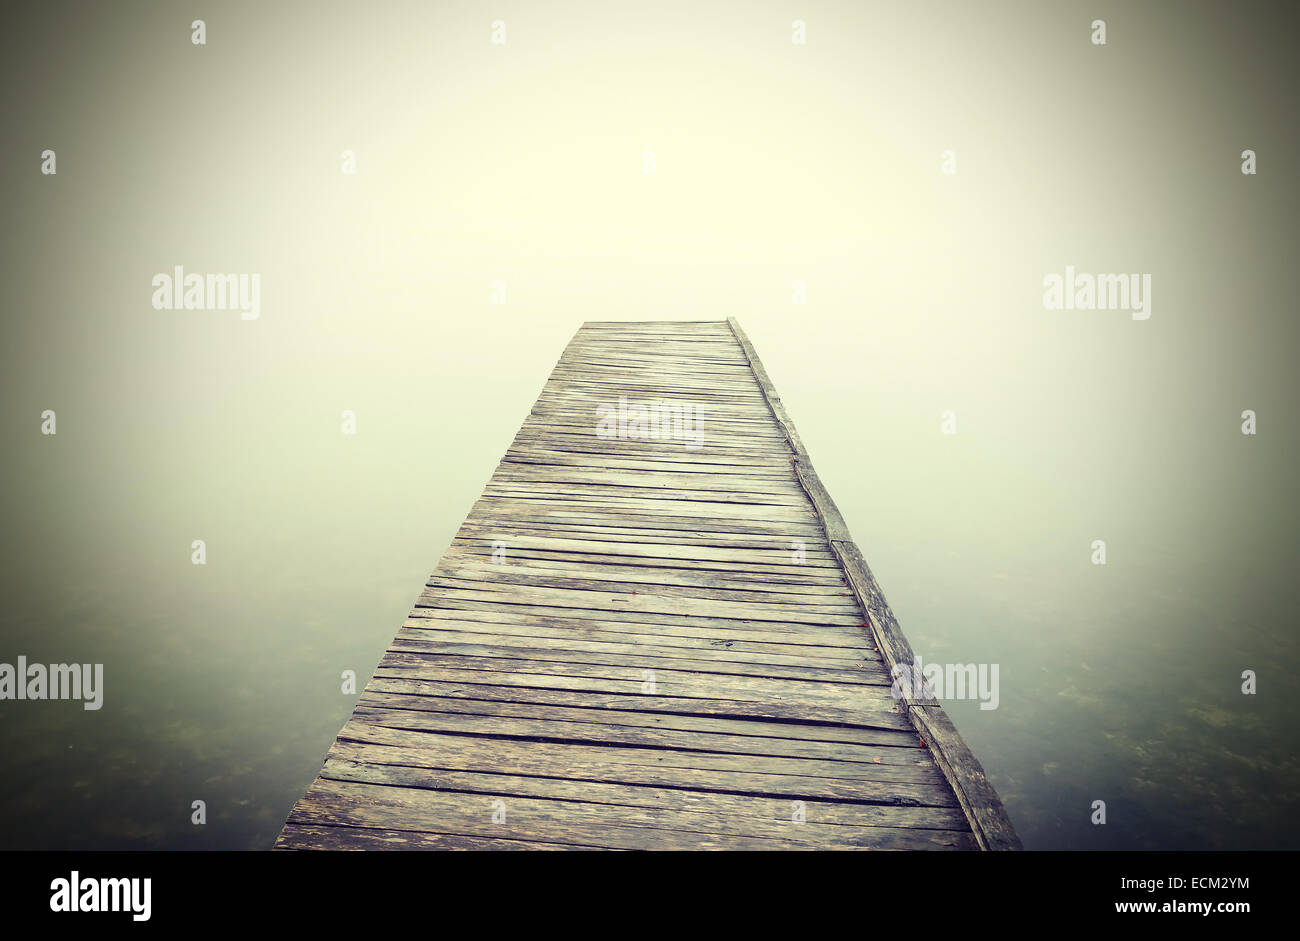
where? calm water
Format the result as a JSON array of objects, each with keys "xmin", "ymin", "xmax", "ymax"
[{"xmin": 2, "ymin": 0, "xmax": 1297, "ymax": 849}]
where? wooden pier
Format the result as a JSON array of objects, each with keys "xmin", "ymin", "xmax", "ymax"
[{"xmin": 276, "ymin": 320, "xmax": 1019, "ymax": 851}]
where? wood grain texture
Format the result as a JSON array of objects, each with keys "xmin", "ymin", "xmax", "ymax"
[{"xmin": 276, "ymin": 320, "xmax": 1018, "ymax": 851}]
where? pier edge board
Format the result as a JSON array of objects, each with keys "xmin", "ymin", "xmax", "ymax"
[{"xmin": 725, "ymin": 315, "xmax": 1022, "ymax": 852}]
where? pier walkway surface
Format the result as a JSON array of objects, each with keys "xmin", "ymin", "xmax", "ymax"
[{"xmin": 276, "ymin": 320, "xmax": 1019, "ymax": 851}]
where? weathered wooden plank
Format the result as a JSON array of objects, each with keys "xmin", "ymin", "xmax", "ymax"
[
  {"xmin": 425, "ymin": 564, "xmax": 854, "ymax": 602},
  {"xmin": 490, "ymin": 469, "xmax": 805, "ymax": 495},
  {"xmin": 403, "ymin": 606, "xmax": 872, "ymax": 648},
  {"xmin": 425, "ymin": 578, "xmax": 857, "ymax": 616},
  {"xmin": 506, "ymin": 443, "xmax": 794, "ymax": 467},
  {"xmin": 479, "ymin": 485, "xmax": 820, "ymax": 514},
  {"xmin": 355, "ymin": 689, "xmax": 909, "ymax": 742},
  {"xmin": 415, "ymin": 588, "xmax": 868, "ymax": 628},
  {"xmin": 332, "ymin": 724, "xmax": 958, "ymax": 799},
  {"xmin": 374, "ymin": 651, "xmax": 896, "ymax": 702},
  {"xmin": 469, "ymin": 504, "xmax": 828, "ymax": 537},
  {"xmin": 421, "ymin": 580, "xmax": 860, "ymax": 620},
  {"xmin": 275, "ymin": 822, "xmax": 582, "ymax": 851},
  {"xmin": 399, "ymin": 617, "xmax": 874, "ymax": 663},
  {"xmin": 433, "ymin": 550, "xmax": 843, "ymax": 581},
  {"xmin": 320, "ymin": 755, "xmax": 970, "ymax": 832},
  {"xmin": 364, "ymin": 675, "xmax": 904, "ymax": 726},
  {"xmin": 350, "ymin": 702, "xmax": 917, "ymax": 762},
  {"xmin": 482, "ymin": 483, "xmax": 808, "ymax": 508},
  {"xmin": 446, "ymin": 532, "xmax": 836, "ymax": 564},
  {"xmin": 501, "ymin": 451, "xmax": 799, "ymax": 477},
  {"xmin": 310, "ymin": 763, "xmax": 975, "ymax": 850},
  {"xmin": 430, "ymin": 558, "xmax": 850, "ymax": 595},
  {"xmin": 469, "ymin": 497, "xmax": 820, "ymax": 528},
  {"xmin": 387, "ymin": 631, "xmax": 885, "ymax": 685}
]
